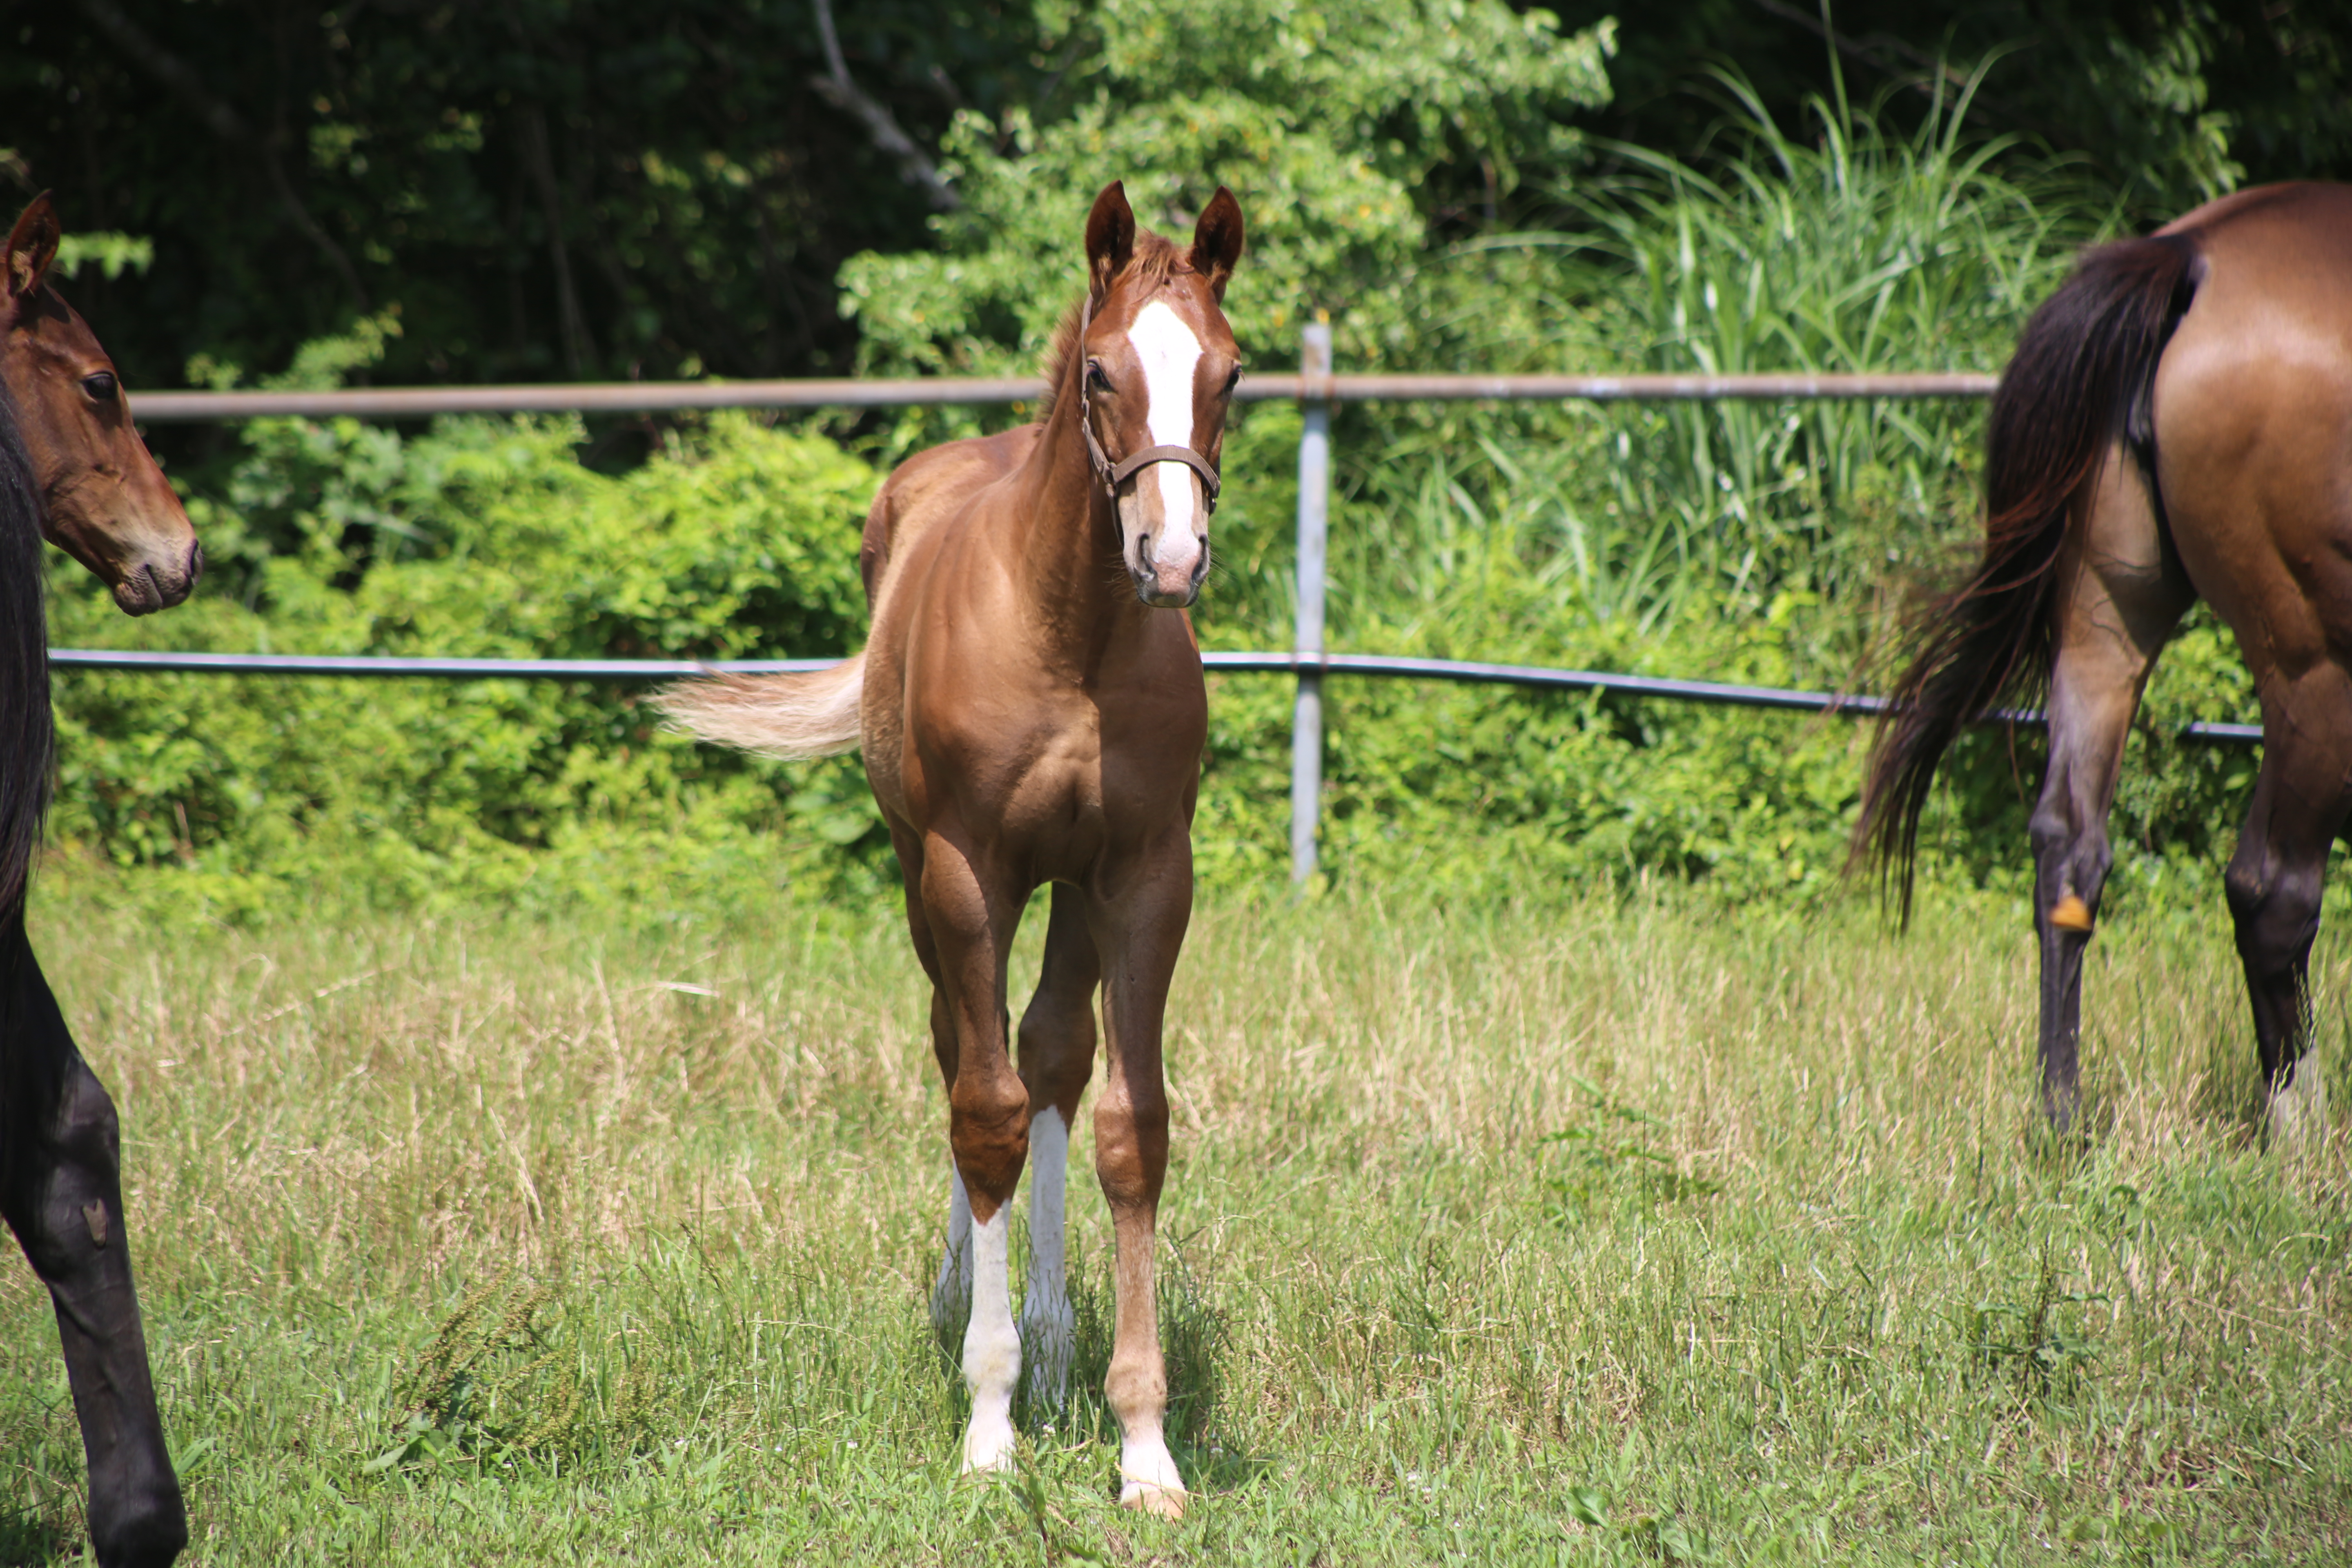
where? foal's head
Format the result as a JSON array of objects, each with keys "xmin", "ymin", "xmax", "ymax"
[
  {"xmin": 0, "ymin": 196, "xmax": 201, "ymax": 615},
  {"xmin": 1070, "ymin": 182, "xmax": 1245, "ymax": 609}
]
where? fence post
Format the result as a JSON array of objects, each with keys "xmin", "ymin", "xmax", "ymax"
[{"xmin": 1290, "ymin": 322, "xmax": 1333, "ymax": 886}]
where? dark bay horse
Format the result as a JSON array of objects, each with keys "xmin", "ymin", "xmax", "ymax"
[
  {"xmin": 665, "ymin": 181, "xmax": 1243, "ymax": 1513},
  {"xmin": 1858, "ymin": 183, "xmax": 2352, "ymax": 1144},
  {"xmin": 2, "ymin": 195, "xmax": 202, "ymax": 1566}
]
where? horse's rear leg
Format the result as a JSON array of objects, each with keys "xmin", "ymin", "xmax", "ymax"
[
  {"xmin": 2221, "ymin": 668, "xmax": 2352, "ymax": 1151},
  {"xmin": 1087, "ymin": 837, "xmax": 1192, "ymax": 1517},
  {"xmin": 2029, "ymin": 449, "xmax": 2192, "ymax": 1127},
  {"xmin": 0, "ymin": 931, "xmax": 185, "ymax": 1568},
  {"xmin": 1015, "ymin": 883, "xmax": 1100, "ymax": 1410}
]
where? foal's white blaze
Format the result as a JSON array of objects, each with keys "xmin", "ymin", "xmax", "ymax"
[
  {"xmin": 1126, "ymin": 298, "xmax": 1206, "ymax": 579},
  {"xmin": 1020, "ymin": 1109, "xmax": 1075, "ymax": 1406},
  {"xmin": 961, "ymin": 1201, "xmax": 1020, "ymax": 1473}
]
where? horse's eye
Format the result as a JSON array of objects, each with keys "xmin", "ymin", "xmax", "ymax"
[
  {"xmin": 1087, "ymin": 361, "xmax": 1113, "ymax": 393},
  {"xmin": 81, "ymin": 372, "xmax": 118, "ymax": 403},
  {"xmin": 1223, "ymin": 365, "xmax": 1243, "ymax": 396}
]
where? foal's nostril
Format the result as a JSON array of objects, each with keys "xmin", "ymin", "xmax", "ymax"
[{"xmin": 186, "ymin": 539, "xmax": 205, "ymax": 584}]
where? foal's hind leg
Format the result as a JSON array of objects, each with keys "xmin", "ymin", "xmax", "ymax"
[
  {"xmin": 0, "ymin": 929, "xmax": 185, "ymax": 1568},
  {"xmin": 1016, "ymin": 883, "xmax": 1100, "ymax": 1410},
  {"xmin": 2220, "ymin": 668, "xmax": 2352, "ymax": 1152},
  {"xmin": 2029, "ymin": 450, "xmax": 2193, "ymax": 1127},
  {"xmin": 1087, "ymin": 833, "xmax": 1192, "ymax": 1517}
]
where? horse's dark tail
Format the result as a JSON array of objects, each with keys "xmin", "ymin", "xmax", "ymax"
[{"xmin": 1852, "ymin": 230, "xmax": 2201, "ymax": 922}]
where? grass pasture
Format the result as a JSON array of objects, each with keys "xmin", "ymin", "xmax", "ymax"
[{"xmin": 1, "ymin": 880, "xmax": 2348, "ymax": 1564}]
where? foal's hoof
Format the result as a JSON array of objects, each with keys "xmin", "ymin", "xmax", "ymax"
[
  {"xmin": 960, "ymin": 1416, "xmax": 1018, "ymax": 1476},
  {"xmin": 1118, "ymin": 1438, "xmax": 1187, "ymax": 1517},
  {"xmin": 1119, "ymin": 1477, "xmax": 1188, "ymax": 1518}
]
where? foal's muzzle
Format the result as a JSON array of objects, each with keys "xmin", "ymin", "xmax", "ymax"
[{"xmin": 1132, "ymin": 525, "xmax": 1211, "ymax": 608}]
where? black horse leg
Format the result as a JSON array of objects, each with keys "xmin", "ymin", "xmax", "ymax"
[
  {"xmin": 2027, "ymin": 453, "xmax": 2191, "ymax": 1129},
  {"xmin": 0, "ymin": 922, "xmax": 185, "ymax": 1567},
  {"xmin": 2220, "ymin": 683, "xmax": 2352, "ymax": 1150}
]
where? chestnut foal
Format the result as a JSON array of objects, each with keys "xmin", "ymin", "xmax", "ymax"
[
  {"xmin": 1, "ymin": 194, "xmax": 203, "ymax": 1567},
  {"xmin": 666, "ymin": 181, "xmax": 1243, "ymax": 1513}
]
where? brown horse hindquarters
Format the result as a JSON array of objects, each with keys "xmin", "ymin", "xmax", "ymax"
[
  {"xmin": 1861, "ymin": 182, "xmax": 2352, "ymax": 1143},
  {"xmin": 2152, "ymin": 191, "xmax": 2352, "ymax": 1129},
  {"xmin": 2002, "ymin": 184, "xmax": 2352, "ymax": 1135}
]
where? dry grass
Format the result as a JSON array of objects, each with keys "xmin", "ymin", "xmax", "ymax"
[{"xmin": 1, "ymin": 876, "xmax": 2346, "ymax": 1563}]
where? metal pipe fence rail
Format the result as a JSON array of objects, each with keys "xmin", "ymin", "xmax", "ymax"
[
  {"xmin": 128, "ymin": 370, "xmax": 2001, "ymax": 423},
  {"xmin": 50, "ymin": 644, "xmax": 2266, "ymax": 748},
  {"xmin": 93, "ymin": 356, "xmax": 2260, "ymax": 882}
]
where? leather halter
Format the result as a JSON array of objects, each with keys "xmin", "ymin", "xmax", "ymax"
[{"xmin": 1075, "ymin": 290, "xmax": 1223, "ymax": 512}]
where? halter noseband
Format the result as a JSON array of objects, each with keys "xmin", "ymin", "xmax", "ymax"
[{"xmin": 1076, "ymin": 290, "xmax": 1223, "ymax": 512}]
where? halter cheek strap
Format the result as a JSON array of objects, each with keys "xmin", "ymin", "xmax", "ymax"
[{"xmin": 1076, "ymin": 290, "xmax": 1223, "ymax": 512}]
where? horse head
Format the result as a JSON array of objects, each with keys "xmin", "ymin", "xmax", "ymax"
[
  {"xmin": 0, "ymin": 195, "xmax": 201, "ymax": 615},
  {"xmin": 1076, "ymin": 181, "xmax": 1245, "ymax": 609}
]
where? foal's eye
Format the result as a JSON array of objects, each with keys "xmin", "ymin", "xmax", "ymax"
[
  {"xmin": 81, "ymin": 371, "xmax": 118, "ymax": 403},
  {"xmin": 1087, "ymin": 361, "xmax": 1113, "ymax": 393},
  {"xmin": 1223, "ymin": 365, "xmax": 1243, "ymax": 396}
]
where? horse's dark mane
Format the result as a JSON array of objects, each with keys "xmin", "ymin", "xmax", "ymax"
[
  {"xmin": 0, "ymin": 398, "xmax": 52, "ymax": 921},
  {"xmin": 1035, "ymin": 231, "xmax": 1191, "ymax": 425}
]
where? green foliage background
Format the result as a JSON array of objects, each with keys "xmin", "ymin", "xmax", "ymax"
[
  {"xmin": 47, "ymin": 413, "xmax": 889, "ymax": 922},
  {"xmin": 8, "ymin": 0, "xmax": 2343, "ymax": 393},
  {"xmin": 27, "ymin": 0, "xmax": 2291, "ymax": 924}
]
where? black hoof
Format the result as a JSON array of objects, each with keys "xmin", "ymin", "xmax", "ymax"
[{"xmin": 88, "ymin": 1480, "xmax": 187, "ymax": 1568}]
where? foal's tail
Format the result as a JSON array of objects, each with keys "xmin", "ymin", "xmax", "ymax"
[
  {"xmin": 1852, "ymin": 230, "xmax": 2201, "ymax": 922},
  {"xmin": 656, "ymin": 654, "xmax": 866, "ymax": 759}
]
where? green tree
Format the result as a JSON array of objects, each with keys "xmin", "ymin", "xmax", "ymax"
[
  {"xmin": 1554, "ymin": 0, "xmax": 2352, "ymax": 214},
  {"xmin": 3, "ymin": 0, "xmax": 1054, "ymax": 390},
  {"xmin": 841, "ymin": 0, "xmax": 1616, "ymax": 381}
]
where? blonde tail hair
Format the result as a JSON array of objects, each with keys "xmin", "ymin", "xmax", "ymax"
[{"xmin": 656, "ymin": 655, "xmax": 865, "ymax": 760}]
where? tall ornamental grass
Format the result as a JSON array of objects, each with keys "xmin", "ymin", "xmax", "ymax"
[{"xmin": 1312, "ymin": 64, "xmax": 2118, "ymax": 648}]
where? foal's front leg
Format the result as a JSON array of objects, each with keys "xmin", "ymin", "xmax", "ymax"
[
  {"xmin": 0, "ymin": 933, "xmax": 185, "ymax": 1568},
  {"xmin": 918, "ymin": 832, "xmax": 1032, "ymax": 1473},
  {"xmin": 1088, "ymin": 835, "xmax": 1192, "ymax": 1517}
]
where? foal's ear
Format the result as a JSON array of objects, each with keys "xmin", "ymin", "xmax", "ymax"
[
  {"xmin": 5, "ymin": 193, "xmax": 60, "ymax": 299},
  {"xmin": 1085, "ymin": 181, "xmax": 1136, "ymax": 300},
  {"xmin": 1188, "ymin": 187, "xmax": 1244, "ymax": 303}
]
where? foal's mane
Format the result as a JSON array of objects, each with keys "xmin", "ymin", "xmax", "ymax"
[
  {"xmin": 0, "ymin": 399, "xmax": 51, "ymax": 920},
  {"xmin": 1033, "ymin": 231, "xmax": 1192, "ymax": 426}
]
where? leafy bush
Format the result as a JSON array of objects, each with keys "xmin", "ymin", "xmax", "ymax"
[{"xmin": 46, "ymin": 412, "xmax": 890, "ymax": 923}]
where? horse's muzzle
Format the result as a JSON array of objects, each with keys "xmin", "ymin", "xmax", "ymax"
[
  {"xmin": 113, "ymin": 539, "xmax": 203, "ymax": 616},
  {"xmin": 1134, "ymin": 534, "xmax": 1209, "ymax": 608}
]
